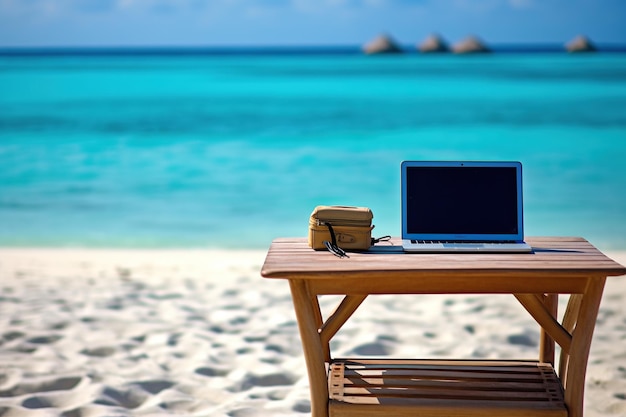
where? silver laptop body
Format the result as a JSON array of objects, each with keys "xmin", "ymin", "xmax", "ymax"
[{"xmin": 401, "ymin": 161, "xmax": 532, "ymax": 253}]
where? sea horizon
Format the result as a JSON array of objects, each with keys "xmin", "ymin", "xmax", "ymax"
[{"xmin": 2, "ymin": 42, "xmax": 626, "ymax": 56}]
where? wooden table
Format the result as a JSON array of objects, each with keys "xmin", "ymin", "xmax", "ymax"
[{"xmin": 261, "ymin": 237, "xmax": 626, "ymax": 417}]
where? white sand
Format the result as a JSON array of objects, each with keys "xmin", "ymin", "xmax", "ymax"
[{"xmin": 0, "ymin": 248, "xmax": 625, "ymax": 417}]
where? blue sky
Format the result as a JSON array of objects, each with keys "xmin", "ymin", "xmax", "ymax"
[{"xmin": 0, "ymin": 0, "xmax": 625, "ymax": 47}]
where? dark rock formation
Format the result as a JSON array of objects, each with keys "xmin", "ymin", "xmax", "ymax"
[
  {"xmin": 452, "ymin": 36, "xmax": 490, "ymax": 54},
  {"xmin": 566, "ymin": 35, "xmax": 596, "ymax": 53},
  {"xmin": 418, "ymin": 34, "xmax": 450, "ymax": 53},
  {"xmin": 363, "ymin": 34, "xmax": 403, "ymax": 54}
]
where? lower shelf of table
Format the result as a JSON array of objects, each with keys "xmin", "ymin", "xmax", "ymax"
[{"xmin": 328, "ymin": 358, "xmax": 567, "ymax": 417}]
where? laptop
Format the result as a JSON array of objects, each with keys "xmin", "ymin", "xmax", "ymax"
[{"xmin": 401, "ymin": 161, "xmax": 532, "ymax": 253}]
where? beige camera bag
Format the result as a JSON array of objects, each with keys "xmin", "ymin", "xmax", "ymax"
[{"xmin": 308, "ymin": 205, "xmax": 374, "ymax": 251}]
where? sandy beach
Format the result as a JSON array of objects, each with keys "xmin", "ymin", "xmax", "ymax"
[{"xmin": 1, "ymin": 248, "xmax": 625, "ymax": 417}]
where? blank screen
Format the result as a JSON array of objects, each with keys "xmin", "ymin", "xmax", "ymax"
[{"xmin": 406, "ymin": 166, "xmax": 519, "ymax": 235}]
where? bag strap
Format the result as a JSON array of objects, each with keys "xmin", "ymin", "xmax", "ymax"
[
  {"xmin": 371, "ymin": 235, "xmax": 391, "ymax": 245},
  {"xmin": 321, "ymin": 222, "xmax": 349, "ymax": 258},
  {"xmin": 321, "ymin": 223, "xmax": 390, "ymax": 258}
]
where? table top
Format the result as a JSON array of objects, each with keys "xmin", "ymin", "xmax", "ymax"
[{"xmin": 261, "ymin": 237, "xmax": 626, "ymax": 282}]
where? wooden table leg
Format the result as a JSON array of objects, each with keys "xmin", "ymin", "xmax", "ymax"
[
  {"xmin": 559, "ymin": 294, "xmax": 582, "ymax": 379},
  {"xmin": 563, "ymin": 277, "xmax": 606, "ymax": 417},
  {"xmin": 540, "ymin": 293, "xmax": 558, "ymax": 365},
  {"xmin": 289, "ymin": 279, "xmax": 329, "ymax": 417}
]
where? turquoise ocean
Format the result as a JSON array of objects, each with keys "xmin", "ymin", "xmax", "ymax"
[{"xmin": 1, "ymin": 49, "xmax": 625, "ymax": 250}]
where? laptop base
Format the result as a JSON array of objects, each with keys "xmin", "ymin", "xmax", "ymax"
[{"xmin": 402, "ymin": 240, "xmax": 533, "ymax": 253}]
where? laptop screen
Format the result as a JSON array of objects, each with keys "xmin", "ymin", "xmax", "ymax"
[{"xmin": 401, "ymin": 161, "xmax": 524, "ymax": 241}]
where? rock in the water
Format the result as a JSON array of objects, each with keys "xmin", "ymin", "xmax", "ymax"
[
  {"xmin": 418, "ymin": 34, "xmax": 450, "ymax": 53},
  {"xmin": 452, "ymin": 36, "xmax": 490, "ymax": 54},
  {"xmin": 566, "ymin": 35, "xmax": 596, "ymax": 53},
  {"xmin": 363, "ymin": 34, "xmax": 403, "ymax": 54}
]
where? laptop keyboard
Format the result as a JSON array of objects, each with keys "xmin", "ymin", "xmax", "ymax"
[{"xmin": 410, "ymin": 240, "xmax": 517, "ymax": 244}]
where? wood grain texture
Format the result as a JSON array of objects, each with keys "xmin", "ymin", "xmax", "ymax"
[
  {"xmin": 261, "ymin": 237, "xmax": 626, "ymax": 282},
  {"xmin": 264, "ymin": 237, "xmax": 625, "ymax": 417},
  {"xmin": 329, "ymin": 359, "xmax": 567, "ymax": 417}
]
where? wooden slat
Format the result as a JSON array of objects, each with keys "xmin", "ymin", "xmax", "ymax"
[
  {"xmin": 340, "ymin": 387, "xmax": 559, "ymax": 401},
  {"xmin": 340, "ymin": 358, "xmax": 542, "ymax": 367},
  {"xmin": 344, "ymin": 377, "xmax": 554, "ymax": 391},
  {"xmin": 330, "ymin": 400, "xmax": 568, "ymax": 417},
  {"xmin": 329, "ymin": 360, "xmax": 567, "ymax": 417},
  {"xmin": 344, "ymin": 368, "xmax": 549, "ymax": 381}
]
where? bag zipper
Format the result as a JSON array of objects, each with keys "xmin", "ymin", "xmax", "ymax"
[{"xmin": 313, "ymin": 218, "xmax": 371, "ymax": 227}]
